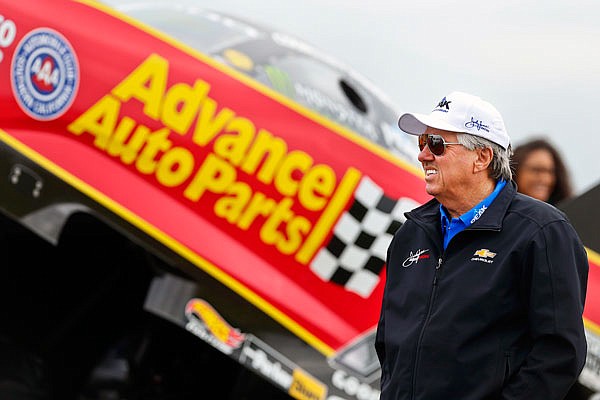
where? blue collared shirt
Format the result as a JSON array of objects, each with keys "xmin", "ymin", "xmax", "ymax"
[{"xmin": 440, "ymin": 179, "xmax": 506, "ymax": 250}]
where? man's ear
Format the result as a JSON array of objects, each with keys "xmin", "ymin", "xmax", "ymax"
[{"xmin": 474, "ymin": 147, "xmax": 493, "ymax": 173}]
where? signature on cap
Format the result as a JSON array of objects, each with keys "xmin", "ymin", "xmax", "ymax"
[{"xmin": 465, "ymin": 117, "xmax": 490, "ymax": 132}]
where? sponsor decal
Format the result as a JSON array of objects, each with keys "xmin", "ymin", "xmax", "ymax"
[
  {"xmin": 402, "ymin": 249, "xmax": 430, "ymax": 267},
  {"xmin": 471, "ymin": 248, "xmax": 496, "ymax": 264},
  {"xmin": 290, "ymin": 368, "xmax": 328, "ymax": 400},
  {"xmin": 470, "ymin": 204, "xmax": 487, "ymax": 224},
  {"xmin": 66, "ymin": 53, "xmax": 361, "ymax": 276},
  {"xmin": 184, "ymin": 298, "xmax": 245, "ymax": 355},
  {"xmin": 331, "ymin": 370, "xmax": 379, "ymax": 400},
  {"xmin": 240, "ymin": 335, "xmax": 327, "ymax": 400},
  {"xmin": 0, "ymin": 15, "xmax": 17, "ymax": 63},
  {"xmin": 11, "ymin": 28, "xmax": 79, "ymax": 120}
]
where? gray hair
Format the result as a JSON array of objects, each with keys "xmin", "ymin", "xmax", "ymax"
[{"xmin": 457, "ymin": 134, "xmax": 513, "ymax": 181}]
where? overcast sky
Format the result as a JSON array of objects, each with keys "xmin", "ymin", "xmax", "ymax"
[{"xmin": 186, "ymin": 0, "xmax": 599, "ymax": 195}]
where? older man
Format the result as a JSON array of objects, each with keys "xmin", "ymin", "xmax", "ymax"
[{"xmin": 375, "ymin": 91, "xmax": 588, "ymax": 399}]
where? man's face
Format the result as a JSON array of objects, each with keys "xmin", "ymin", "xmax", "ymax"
[{"xmin": 417, "ymin": 128, "xmax": 477, "ymax": 202}]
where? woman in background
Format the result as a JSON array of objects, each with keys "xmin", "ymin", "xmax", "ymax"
[
  {"xmin": 513, "ymin": 138, "xmax": 591, "ymax": 400},
  {"xmin": 512, "ymin": 138, "xmax": 574, "ymax": 206}
]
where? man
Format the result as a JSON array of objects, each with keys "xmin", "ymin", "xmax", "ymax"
[{"xmin": 375, "ymin": 91, "xmax": 588, "ymax": 399}]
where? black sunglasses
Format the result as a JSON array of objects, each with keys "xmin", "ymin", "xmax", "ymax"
[{"xmin": 418, "ymin": 134, "xmax": 462, "ymax": 156}]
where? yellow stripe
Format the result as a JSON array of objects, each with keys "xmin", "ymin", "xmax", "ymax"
[
  {"xmin": 0, "ymin": 129, "xmax": 335, "ymax": 357},
  {"xmin": 585, "ymin": 318, "xmax": 600, "ymax": 337},
  {"xmin": 296, "ymin": 167, "xmax": 361, "ymax": 264},
  {"xmin": 587, "ymin": 247, "xmax": 600, "ymax": 266}
]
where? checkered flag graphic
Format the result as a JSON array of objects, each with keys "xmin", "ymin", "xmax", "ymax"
[{"xmin": 310, "ymin": 176, "xmax": 420, "ymax": 298}]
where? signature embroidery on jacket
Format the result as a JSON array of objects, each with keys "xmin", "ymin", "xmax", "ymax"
[{"xmin": 402, "ymin": 249, "xmax": 430, "ymax": 267}]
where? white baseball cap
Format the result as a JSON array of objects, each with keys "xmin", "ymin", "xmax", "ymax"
[{"xmin": 398, "ymin": 91, "xmax": 510, "ymax": 150}]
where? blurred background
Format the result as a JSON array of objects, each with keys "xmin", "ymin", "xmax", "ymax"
[{"xmin": 112, "ymin": 0, "xmax": 600, "ymax": 194}]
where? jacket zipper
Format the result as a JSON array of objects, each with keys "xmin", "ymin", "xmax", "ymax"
[
  {"xmin": 410, "ymin": 256, "xmax": 443, "ymax": 400},
  {"xmin": 403, "ymin": 210, "xmax": 502, "ymax": 398}
]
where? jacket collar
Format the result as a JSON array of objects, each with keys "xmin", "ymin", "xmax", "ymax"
[{"xmin": 407, "ymin": 180, "xmax": 517, "ymax": 231}]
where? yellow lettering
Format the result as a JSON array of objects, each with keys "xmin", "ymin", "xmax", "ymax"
[
  {"xmin": 241, "ymin": 129, "xmax": 287, "ymax": 184},
  {"xmin": 260, "ymin": 197, "xmax": 294, "ymax": 245},
  {"xmin": 136, "ymin": 127, "xmax": 172, "ymax": 174},
  {"xmin": 184, "ymin": 154, "xmax": 236, "ymax": 201},
  {"xmin": 161, "ymin": 80, "xmax": 210, "ymax": 135},
  {"xmin": 106, "ymin": 116, "xmax": 136, "ymax": 156},
  {"xmin": 214, "ymin": 182, "xmax": 252, "ymax": 224},
  {"xmin": 281, "ymin": 215, "xmax": 311, "ymax": 255},
  {"xmin": 237, "ymin": 192, "xmax": 275, "ymax": 230},
  {"xmin": 111, "ymin": 53, "xmax": 168, "ymax": 119},
  {"xmin": 260, "ymin": 197, "xmax": 311, "ymax": 254},
  {"xmin": 119, "ymin": 125, "xmax": 150, "ymax": 165},
  {"xmin": 67, "ymin": 95, "xmax": 120, "ymax": 150},
  {"xmin": 299, "ymin": 164, "xmax": 336, "ymax": 211},
  {"xmin": 68, "ymin": 56, "xmax": 361, "ymax": 266},
  {"xmin": 274, "ymin": 150, "xmax": 312, "ymax": 197},
  {"xmin": 213, "ymin": 116, "xmax": 255, "ymax": 165},
  {"xmin": 155, "ymin": 147, "xmax": 195, "ymax": 187},
  {"xmin": 192, "ymin": 97, "xmax": 235, "ymax": 146}
]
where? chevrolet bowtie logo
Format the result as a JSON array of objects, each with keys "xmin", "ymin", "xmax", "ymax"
[{"xmin": 474, "ymin": 249, "xmax": 496, "ymax": 258}]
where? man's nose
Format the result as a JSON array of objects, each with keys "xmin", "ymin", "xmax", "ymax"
[{"xmin": 418, "ymin": 145, "xmax": 434, "ymax": 162}]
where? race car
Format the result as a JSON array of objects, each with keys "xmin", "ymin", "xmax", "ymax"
[{"xmin": 0, "ymin": 1, "xmax": 598, "ymax": 399}]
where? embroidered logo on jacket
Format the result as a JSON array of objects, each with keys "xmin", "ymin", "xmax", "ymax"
[
  {"xmin": 402, "ymin": 249, "xmax": 430, "ymax": 267},
  {"xmin": 470, "ymin": 205, "xmax": 487, "ymax": 224},
  {"xmin": 471, "ymin": 249, "xmax": 496, "ymax": 264}
]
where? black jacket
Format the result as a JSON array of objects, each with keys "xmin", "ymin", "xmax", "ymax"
[{"xmin": 375, "ymin": 181, "xmax": 588, "ymax": 400}]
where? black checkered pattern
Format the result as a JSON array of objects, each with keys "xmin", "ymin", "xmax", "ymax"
[{"xmin": 310, "ymin": 176, "xmax": 420, "ymax": 298}]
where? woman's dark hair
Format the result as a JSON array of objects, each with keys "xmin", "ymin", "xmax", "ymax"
[{"xmin": 511, "ymin": 138, "xmax": 573, "ymax": 205}]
